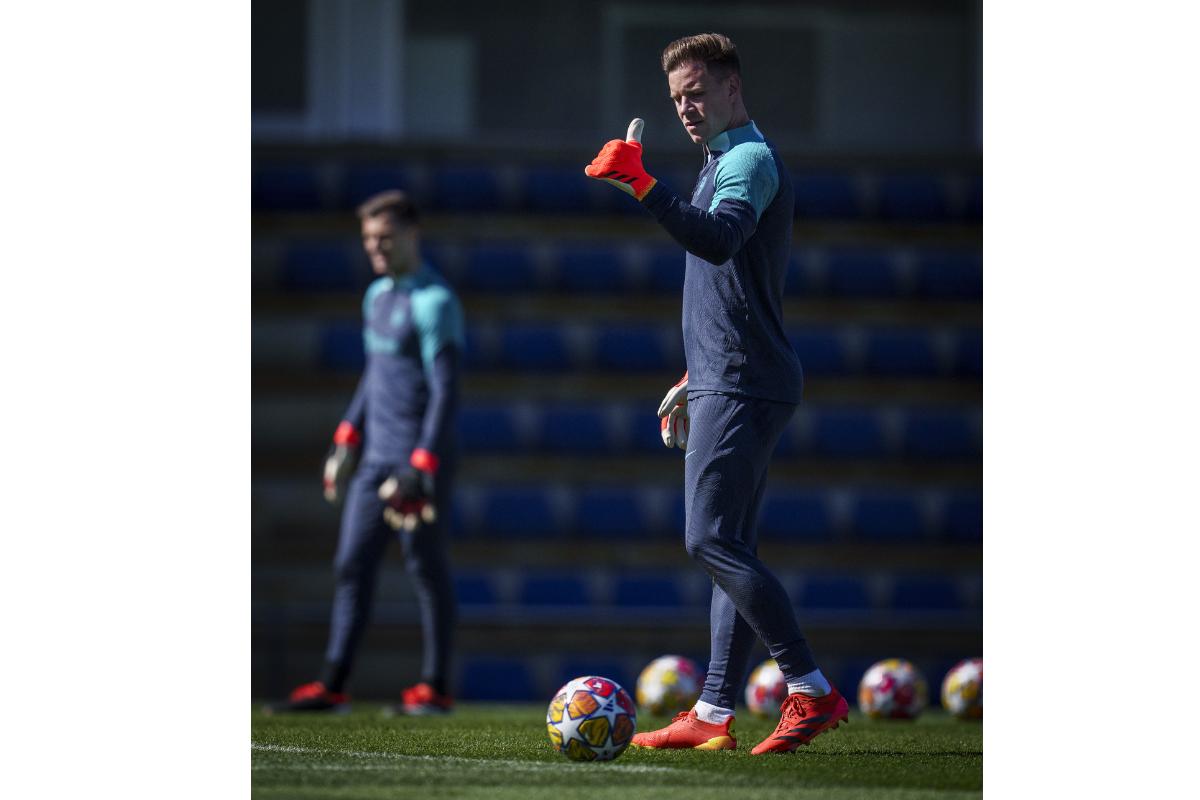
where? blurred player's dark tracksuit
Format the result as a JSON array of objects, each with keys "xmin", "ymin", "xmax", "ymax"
[
  {"xmin": 641, "ymin": 121, "xmax": 817, "ymax": 710},
  {"xmin": 322, "ymin": 264, "xmax": 464, "ymax": 696}
]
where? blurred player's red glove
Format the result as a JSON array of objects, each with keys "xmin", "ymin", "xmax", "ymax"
[
  {"xmin": 658, "ymin": 371, "xmax": 689, "ymax": 450},
  {"xmin": 585, "ymin": 118, "xmax": 658, "ymax": 201},
  {"xmin": 323, "ymin": 421, "xmax": 362, "ymax": 504},
  {"xmin": 379, "ymin": 448, "xmax": 439, "ymax": 532}
]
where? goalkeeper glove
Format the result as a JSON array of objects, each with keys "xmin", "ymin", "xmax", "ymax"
[
  {"xmin": 658, "ymin": 372, "xmax": 689, "ymax": 449},
  {"xmin": 584, "ymin": 118, "xmax": 658, "ymax": 201},
  {"xmin": 323, "ymin": 422, "xmax": 361, "ymax": 504},
  {"xmin": 379, "ymin": 448, "xmax": 439, "ymax": 532}
]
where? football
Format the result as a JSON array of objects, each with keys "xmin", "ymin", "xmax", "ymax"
[
  {"xmin": 545, "ymin": 675, "xmax": 637, "ymax": 761},
  {"xmin": 858, "ymin": 658, "xmax": 929, "ymax": 719},
  {"xmin": 941, "ymin": 658, "xmax": 982, "ymax": 719},
  {"xmin": 744, "ymin": 658, "xmax": 788, "ymax": 717},
  {"xmin": 636, "ymin": 655, "xmax": 702, "ymax": 715}
]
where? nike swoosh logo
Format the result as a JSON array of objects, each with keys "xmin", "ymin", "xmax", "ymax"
[{"xmin": 685, "ymin": 450, "xmax": 696, "ymax": 459}]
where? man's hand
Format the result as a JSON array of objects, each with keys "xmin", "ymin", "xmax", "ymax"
[
  {"xmin": 584, "ymin": 118, "xmax": 658, "ymax": 201},
  {"xmin": 658, "ymin": 371, "xmax": 689, "ymax": 449},
  {"xmin": 379, "ymin": 448, "xmax": 439, "ymax": 532},
  {"xmin": 323, "ymin": 422, "xmax": 361, "ymax": 504}
]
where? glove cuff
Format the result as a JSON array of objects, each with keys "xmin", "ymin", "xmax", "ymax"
[
  {"xmin": 333, "ymin": 421, "xmax": 362, "ymax": 447},
  {"xmin": 410, "ymin": 447, "xmax": 439, "ymax": 475}
]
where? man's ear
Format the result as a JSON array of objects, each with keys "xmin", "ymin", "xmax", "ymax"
[{"xmin": 727, "ymin": 72, "xmax": 741, "ymax": 101}]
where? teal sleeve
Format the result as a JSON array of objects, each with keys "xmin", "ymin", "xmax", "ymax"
[
  {"xmin": 411, "ymin": 285, "xmax": 466, "ymax": 376},
  {"xmin": 707, "ymin": 142, "xmax": 779, "ymax": 221}
]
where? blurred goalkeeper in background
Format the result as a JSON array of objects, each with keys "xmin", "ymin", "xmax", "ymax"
[
  {"xmin": 268, "ymin": 190, "xmax": 464, "ymax": 716},
  {"xmin": 585, "ymin": 33, "xmax": 849, "ymax": 754}
]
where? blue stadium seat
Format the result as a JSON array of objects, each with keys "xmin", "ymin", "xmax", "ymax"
[
  {"xmin": 318, "ymin": 322, "xmax": 364, "ymax": 371},
  {"xmin": 758, "ymin": 493, "xmax": 834, "ymax": 541},
  {"xmin": 576, "ymin": 487, "xmax": 645, "ymax": 537},
  {"xmin": 538, "ymin": 406, "xmax": 611, "ymax": 454},
  {"xmin": 454, "ymin": 572, "xmax": 498, "ymax": 606},
  {"xmin": 812, "ymin": 409, "xmax": 886, "ymax": 458},
  {"xmin": 878, "ymin": 173, "xmax": 949, "ymax": 221},
  {"xmin": 784, "ymin": 251, "xmax": 818, "ymax": 297},
  {"xmin": 903, "ymin": 410, "xmax": 979, "ymax": 459},
  {"xmin": 965, "ymin": 174, "xmax": 983, "ymax": 220},
  {"xmin": 852, "ymin": 492, "xmax": 925, "ymax": 541},
  {"xmin": 342, "ymin": 163, "xmax": 413, "ymax": 209},
  {"xmin": 463, "ymin": 244, "xmax": 537, "ymax": 292},
  {"xmin": 789, "ymin": 329, "xmax": 849, "ymax": 376},
  {"xmin": 519, "ymin": 575, "xmax": 592, "ymax": 607},
  {"xmin": 613, "ymin": 576, "xmax": 683, "ymax": 607},
  {"xmin": 458, "ymin": 658, "xmax": 535, "ymax": 701},
  {"xmin": 917, "ymin": 250, "xmax": 983, "ymax": 299},
  {"xmin": 798, "ymin": 574, "xmax": 872, "ymax": 610},
  {"xmin": 458, "ymin": 405, "xmax": 521, "ymax": 452},
  {"xmin": 431, "ymin": 164, "xmax": 502, "ymax": 212},
  {"xmin": 955, "ymin": 329, "xmax": 983, "ymax": 377},
  {"xmin": 944, "ymin": 491, "xmax": 982, "ymax": 542},
  {"xmin": 891, "ymin": 576, "xmax": 962, "ymax": 610},
  {"xmin": 594, "ymin": 326, "xmax": 666, "ymax": 372},
  {"xmin": 481, "ymin": 487, "xmax": 558, "ymax": 538},
  {"xmin": 461, "ymin": 326, "xmax": 490, "ymax": 370},
  {"xmin": 826, "ymin": 249, "xmax": 899, "ymax": 297},
  {"xmin": 252, "ymin": 162, "xmax": 323, "ymax": 211},
  {"xmin": 500, "ymin": 324, "xmax": 570, "ymax": 370},
  {"xmin": 280, "ymin": 241, "xmax": 356, "ymax": 291},
  {"xmin": 558, "ymin": 244, "xmax": 627, "ymax": 293},
  {"xmin": 524, "ymin": 165, "xmax": 594, "ymax": 213},
  {"xmin": 865, "ymin": 329, "xmax": 941, "ymax": 376},
  {"xmin": 645, "ymin": 247, "xmax": 686, "ymax": 293},
  {"xmin": 793, "ymin": 171, "xmax": 860, "ymax": 219}
]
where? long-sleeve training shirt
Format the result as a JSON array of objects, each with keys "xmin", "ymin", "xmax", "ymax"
[
  {"xmin": 341, "ymin": 263, "xmax": 465, "ymax": 466},
  {"xmin": 642, "ymin": 121, "xmax": 803, "ymax": 404}
]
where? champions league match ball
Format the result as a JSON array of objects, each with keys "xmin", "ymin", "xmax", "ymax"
[
  {"xmin": 546, "ymin": 676, "xmax": 637, "ymax": 762},
  {"xmin": 744, "ymin": 658, "xmax": 788, "ymax": 717},
  {"xmin": 941, "ymin": 658, "xmax": 983, "ymax": 719},
  {"xmin": 858, "ymin": 658, "xmax": 929, "ymax": 719},
  {"xmin": 636, "ymin": 655, "xmax": 703, "ymax": 716}
]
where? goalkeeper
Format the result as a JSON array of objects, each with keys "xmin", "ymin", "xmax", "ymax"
[
  {"xmin": 268, "ymin": 190, "xmax": 463, "ymax": 716},
  {"xmin": 585, "ymin": 33, "xmax": 849, "ymax": 755}
]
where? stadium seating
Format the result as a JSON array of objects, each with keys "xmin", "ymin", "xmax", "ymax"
[
  {"xmin": 890, "ymin": 575, "xmax": 963, "ymax": 610},
  {"xmin": 480, "ymin": 487, "xmax": 559, "ymax": 538},
  {"xmin": 612, "ymin": 575, "xmax": 684, "ymax": 608},
  {"xmin": 252, "ymin": 162, "xmax": 324, "ymax": 211},
  {"xmin": 457, "ymin": 658, "xmax": 535, "ymax": 700},
  {"xmin": 575, "ymin": 488, "xmax": 647, "ymax": 538},
  {"xmin": 523, "ymin": 165, "xmax": 595, "ymax": 214},
  {"xmin": 812, "ymin": 409, "xmax": 887, "ymax": 458},
  {"xmin": 797, "ymin": 574, "xmax": 873, "ymax": 610},
  {"xmin": 852, "ymin": 491, "xmax": 927, "ymax": 541},
  {"xmin": 827, "ymin": 248, "xmax": 900, "ymax": 298},
  {"xmin": 878, "ymin": 173, "xmax": 950, "ymax": 221},
  {"xmin": 758, "ymin": 493, "xmax": 835, "ymax": 541},
  {"xmin": 432, "ymin": 164, "xmax": 503, "ymax": 212},
  {"xmin": 280, "ymin": 240, "xmax": 357, "ymax": 292},
  {"xmin": 792, "ymin": 170, "xmax": 861, "ymax": 219},
  {"xmin": 519, "ymin": 574, "xmax": 592, "ymax": 607}
]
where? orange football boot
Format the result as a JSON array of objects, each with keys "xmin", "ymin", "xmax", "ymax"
[
  {"xmin": 264, "ymin": 681, "xmax": 349, "ymax": 714},
  {"xmin": 750, "ymin": 688, "xmax": 850, "ymax": 755},
  {"xmin": 383, "ymin": 682, "xmax": 454, "ymax": 716},
  {"xmin": 631, "ymin": 710, "xmax": 737, "ymax": 750}
]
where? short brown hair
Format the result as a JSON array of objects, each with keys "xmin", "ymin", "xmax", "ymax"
[
  {"xmin": 661, "ymin": 33, "xmax": 740, "ymax": 78},
  {"xmin": 356, "ymin": 189, "xmax": 419, "ymax": 225}
]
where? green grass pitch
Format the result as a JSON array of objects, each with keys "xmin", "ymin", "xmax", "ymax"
[{"xmin": 251, "ymin": 704, "xmax": 982, "ymax": 799}]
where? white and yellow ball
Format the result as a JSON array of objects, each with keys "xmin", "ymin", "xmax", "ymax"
[
  {"xmin": 546, "ymin": 675, "xmax": 637, "ymax": 761},
  {"xmin": 636, "ymin": 655, "xmax": 703, "ymax": 716},
  {"xmin": 941, "ymin": 658, "xmax": 982, "ymax": 719}
]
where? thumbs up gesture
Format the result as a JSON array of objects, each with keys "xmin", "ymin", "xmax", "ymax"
[{"xmin": 584, "ymin": 118, "xmax": 658, "ymax": 201}]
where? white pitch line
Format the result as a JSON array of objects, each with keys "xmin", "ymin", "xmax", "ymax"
[{"xmin": 251, "ymin": 742, "xmax": 682, "ymax": 774}]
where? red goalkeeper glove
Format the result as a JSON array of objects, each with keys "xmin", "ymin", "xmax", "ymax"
[
  {"xmin": 658, "ymin": 371, "xmax": 689, "ymax": 450},
  {"xmin": 323, "ymin": 421, "xmax": 361, "ymax": 504},
  {"xmin": 378, "ymin": 448, "xmax": 439, "ymax": 532},
  {"xmin": 584, "ymin": 118, "xmax": 658, "ymax": 201}
]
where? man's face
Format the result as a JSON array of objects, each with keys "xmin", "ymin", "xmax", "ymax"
[
  {"xmin": 360, "ymin": 213, "xmax": 415, "ymax": 275},
  {"xmin": 667, "ymin": 61, "xmax": 738, "ymax": 144}
]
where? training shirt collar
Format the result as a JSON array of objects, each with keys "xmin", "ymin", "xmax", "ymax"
[{"xmin": 704, "ymin": 120, "xmax": 765, "ymax": 161}]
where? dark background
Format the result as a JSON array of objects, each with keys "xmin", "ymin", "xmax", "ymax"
[{"xmin": 252, "ymin": 0, "xmax": 981, "ymax": 703}]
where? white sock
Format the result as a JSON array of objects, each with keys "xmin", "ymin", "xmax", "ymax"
[
  {"xmin": 693, "ymin": 700, "xmax": 734, "ymax": 724},
  {"xmin": 787, "ymin": 669, "xmax": 831, "ymax": 697}
]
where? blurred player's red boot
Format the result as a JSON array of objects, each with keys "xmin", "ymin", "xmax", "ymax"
[
  {"xmin": 264, "ymin": 681, "xmax": 349, "ymax": 714},
  {"xmin": 384, "ymin": 682, "xmax": 454, "ymax": 716},
  {"xmin": 750, "ymin": 688, "xmax": 849, "ymax": 755},
  {"xmin": 631, "ymin": 710, "xmax": 737, "ymax": 750}
]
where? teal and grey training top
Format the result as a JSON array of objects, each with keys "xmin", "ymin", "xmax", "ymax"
[
  {"xmin": 341, "ymin": 264, "xmax": 465, "ymax": 465},
  {"xmin": 642, "ymin": 121, "xmax": 803, "ymax": 404}
]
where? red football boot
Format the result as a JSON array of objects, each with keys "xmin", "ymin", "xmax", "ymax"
[
  {"xmin": 384, "ymin": 682, "xmax": 454, "ymax": 716},
  {"xmin": 264, "ymin": 681, "xmax": 349, "ymax": 714},
  {"xmin": 750, "ymin": 688, "xmax": 850, "ymax": 755},
  {"xmin": 630, "ymin": 710, "xmax": 737, "ymax": 750}
]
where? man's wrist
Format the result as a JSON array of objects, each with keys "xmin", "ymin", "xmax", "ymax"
[
  {"xmin": 410, "ymin": 447, "xmax": 439, "ymax": 474},
  {"xmin": 333, "ymin": 421, "xmax": 361, "ymax": 447}
]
